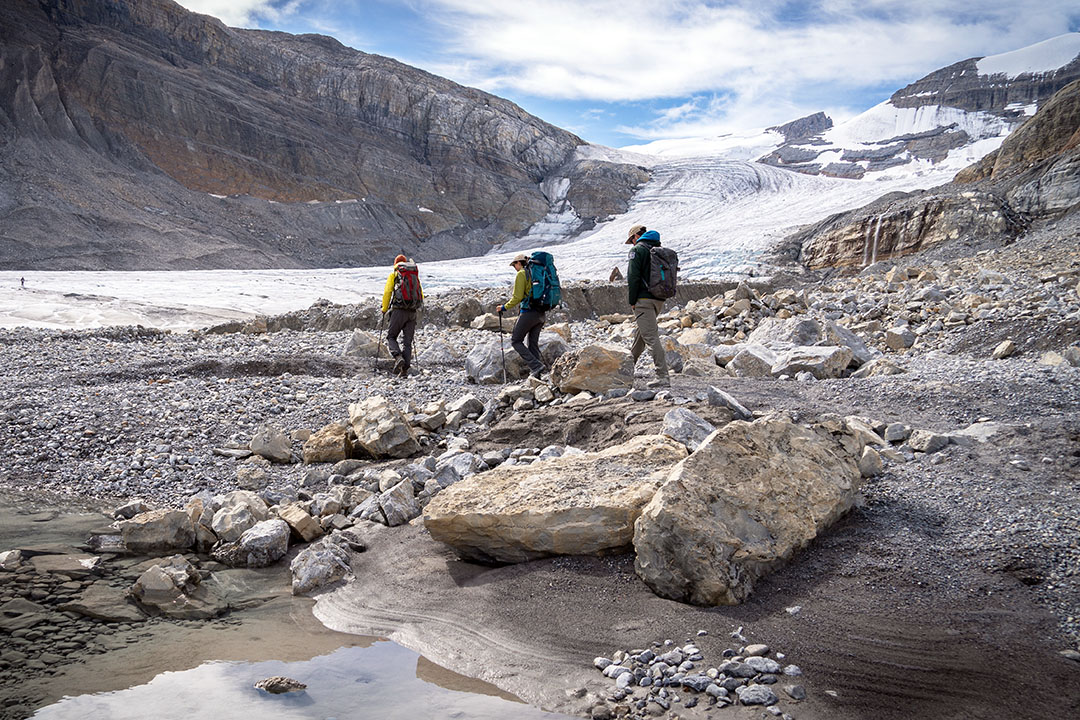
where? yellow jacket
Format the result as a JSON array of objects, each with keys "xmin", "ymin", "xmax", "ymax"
[
  {"xmin": 504, "ymin": 268, "xmax": 528, "ymax": 310},
  {"xmin": 382, "ymin": 264, "xmax": 424, "ymax": 313}
]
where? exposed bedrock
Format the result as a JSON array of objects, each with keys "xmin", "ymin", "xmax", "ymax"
[{"xmin": 0, "ymin": 0, "xmax": 646, "ymax": 269}]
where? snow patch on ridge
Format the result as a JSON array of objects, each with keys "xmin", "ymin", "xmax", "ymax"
[{"xmin": 976, "ymin": 33, "xmax": 1080, "ymax": 78}]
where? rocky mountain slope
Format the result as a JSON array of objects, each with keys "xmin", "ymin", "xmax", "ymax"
[
  {"xmin": 787, "ymin": 77, "xmax": 1080, "ymax": 271},
  {"xmin": 0, "ymin": 0, "xmax": 645, "ymax": 270},
  {"xmin": 759, "ymin": 33, "xmax": 1080, "ymax": 180}
]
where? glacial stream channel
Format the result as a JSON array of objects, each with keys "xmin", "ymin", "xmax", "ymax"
[{"xmin": 0, "ymin": 494, "xmax": 571, "ymax": 720}]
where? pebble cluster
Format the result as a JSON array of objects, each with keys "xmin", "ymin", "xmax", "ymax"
[{"xmin": 591, "ymin": 632, "xmax": 804, "ymax": 719}]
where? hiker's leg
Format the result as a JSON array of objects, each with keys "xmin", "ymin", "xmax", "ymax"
[
  {"xmin": 400, "ymin": 311, "xmax": 416, "ymax": 369},
  {"xmin": 386, "ymin": 310, "xmax": 405, "ymax": 358},
  {"xmin": 512, "ymin": 311, "xmax": 545, "ymax": 374},
  {"xmin": 643, "ymin": 299, "xmax": 669, "ymax": 379},
  {"xmin": 630, "ymin": 304, "xmax": 648, "ymax": 362},
  {"xmin": 526, "ymin": 311, "xmax": 544, "ymax": 367}
]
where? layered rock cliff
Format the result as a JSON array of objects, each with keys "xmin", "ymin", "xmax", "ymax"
[
  {"xmin": 0, "ymin": 0, "xmax": 645, "ymax": 270},
  {"xmin": 791, "ymin": 79, "xmax": 1080, "ymax": 270}
]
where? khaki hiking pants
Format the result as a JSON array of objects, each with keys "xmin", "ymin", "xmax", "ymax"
[{"xmin": 631, "ymin": 297, "xmax": 668, "ymax": 380}]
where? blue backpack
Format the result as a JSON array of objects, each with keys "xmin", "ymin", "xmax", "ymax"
[{"xmin": 524, "ymin": 251, "xmax": 561, "ymax": 312}]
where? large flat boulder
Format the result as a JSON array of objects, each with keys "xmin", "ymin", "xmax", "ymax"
[
  {"xmin": 424, "ymin": 435, "xmax": 688, "ymax": 563},
  {"xmin": 634, "ymin": 417, "xmax": 861, "ymax": 606},
  {"xmin": 770, "ymin": 346, "xmax": 853, "ymax": 379}
]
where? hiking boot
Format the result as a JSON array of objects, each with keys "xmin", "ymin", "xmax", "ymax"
[
  {"xmin": 530, "ymin": 368, "xmax": 548, "ymax": 380},
  {"xmin": 392, "ymin": 358, "xmax": 406, "ymax": 376},
  {"xmin": 646, "ymin": 378, "xmax": 671, "ymax": 389}
]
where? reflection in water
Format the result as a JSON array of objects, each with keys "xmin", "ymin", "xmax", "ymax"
[{"xmin": 34, "ymin": 642, "xmax": 572, "ymax": 720}]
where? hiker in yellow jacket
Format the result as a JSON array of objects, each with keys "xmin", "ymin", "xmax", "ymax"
[
  {"xmin": 497, "ymin": 253, "xmax": 547, "ymax": 378},
  {"xmin": 382, "ymin": 254, "xmax": 423, "ymax": 377}
]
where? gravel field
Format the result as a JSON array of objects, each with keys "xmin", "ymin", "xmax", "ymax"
[{"xmin": 1, "ymin": 230, "xmax": 1079, "ymax": 719}]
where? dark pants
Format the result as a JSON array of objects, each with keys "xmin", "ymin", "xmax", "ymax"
[
  {"xmin": 387, "ymin": 308, "xmax": 417, "ymax": 369},
  {"xmin": 511, "ymin": 309, "xmax": 546, "ymax": 374}
]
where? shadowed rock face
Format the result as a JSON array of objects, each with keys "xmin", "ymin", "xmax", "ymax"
[{"xmin": 0, "ymin": 0, "xmax": 642, "ymax": 269}]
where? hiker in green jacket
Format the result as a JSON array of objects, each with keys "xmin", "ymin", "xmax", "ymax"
[
  {"xmin": 626, "ymin": 225, "xmax": 670, "ymax": 388},
  {"xmin": 497, "ymin": 253, "xmax": 547, "ymax": 378}
]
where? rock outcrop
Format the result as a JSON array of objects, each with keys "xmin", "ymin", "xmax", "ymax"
[
  {"xmin": 633, "ymin": 418, "xmax": 861, "ymax": 606},
  {"xmin": 791, "ymin": 76, "xmax": 1080, "ymax": 270},
  {"xmin": 423, "ymin": 435, "xmax": 688, "ymax": 563},
  {"xmin": 0, "ymin": 0, "xmax": 645, "ymax": 270}
]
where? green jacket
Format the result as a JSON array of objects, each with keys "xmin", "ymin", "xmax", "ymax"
[
  {"xmin": 505, "ymin": 268, "xmax": 529, "ymax": 310},
  {"xmin": 627, "ymin": 235, "xmax": 660, "ymax": 305}
]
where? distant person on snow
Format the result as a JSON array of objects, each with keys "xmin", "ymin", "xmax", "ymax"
[
  {"xmin": 20, "ymin": 277, "xmax": 25, "ymax": 289},
  {"xmin": 626, "ymin": 224, "xmax": 676, "ymax": 388},
  {"xmin": 497, "ymin": 253, "xmax": 548, "ymax": 379},
  {"xmin": 382, "ymin": 254, "xmax": 423, "ymax": 377}
]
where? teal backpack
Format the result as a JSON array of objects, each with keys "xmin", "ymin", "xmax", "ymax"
[{"xmin": 524, "ymin": 251, "xmax": 561, "ymax": 312}]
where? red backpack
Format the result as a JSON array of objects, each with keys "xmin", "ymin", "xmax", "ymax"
[{"xmin": 392, "ymin": 262, "xmax": 423, "ymax": 309}]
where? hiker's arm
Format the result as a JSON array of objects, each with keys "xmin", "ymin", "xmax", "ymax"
[
  {"xmin": 381, "ymin": 271, "xmax": 395, "ymax": 313},
  {"xmin": 627, "ymin": 246, "xmax": 644, "ymax": 305},
  {"xmin": 505, "ymin": 269, "xmax": 527, "ymax": 310}
]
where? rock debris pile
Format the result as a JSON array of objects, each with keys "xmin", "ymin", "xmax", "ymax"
[{"xmin": 591, "ymin": 634, "xmax": 805, "ymax": 720}]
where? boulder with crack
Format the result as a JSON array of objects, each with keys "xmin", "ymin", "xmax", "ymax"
[
  {"xmin": 424, "ymin": 435, "xmax": 688, "ymax": 563},
  {"xmin": 634, "ymin": 417, "xmax": 861, "ymax": 605}
]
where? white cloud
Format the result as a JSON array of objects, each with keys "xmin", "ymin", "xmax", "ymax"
[
  {"xmin": 176, "ymin": 0, "xmax": 303, "ymax": 28},
  {"xmin": 413, "ymin": 0, "xmax": 1080, "ymax": 135}
]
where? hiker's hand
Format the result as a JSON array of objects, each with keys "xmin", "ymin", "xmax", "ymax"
[{"xmin": 497, "ymin": 305, "xmax": 504, "ymax": 314}]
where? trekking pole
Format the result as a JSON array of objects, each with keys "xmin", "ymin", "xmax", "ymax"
[
  {"xmin": 374, "ymin": 311, "xmax": 385, "ymax": 375},
  {"xmin": 498, "ymin": 308, "xmax": 507, "ymax": 384}
]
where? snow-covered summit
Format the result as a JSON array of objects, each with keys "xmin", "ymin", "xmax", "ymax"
[{"xmin": 977, "ymin": 33, "xmax": 1080, "ymax": 78}]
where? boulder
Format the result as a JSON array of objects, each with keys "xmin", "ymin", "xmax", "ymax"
[
  {"xmin": 130, "ymin": 555, "xmax": 226, "ymax": 619},
  {"xmin": 727, "ymin": 345, "xmax": 777, "ymax": 377},
  {"xmin": 348, "ymin": 395, "xmax": 420, "ymax": 459},
  {"xmin": 235, "ymin": 460, "xmax": 270, "ymax": 490},
  {"xmin": 471, "ymin": 312, "xmax": 517, "ymax": 331},
  {"xmin": 448, "ymin": 298, "xmax": 484, "ymax": 327},
  {"xmin": 747, "ymin": 317, "xmax": 822, "ymax": 346},
  {"xmin": 885, "ymin": 326, "xmax": 915, "ymax": 350},
  {"xmin": 634, "ymin": 418, "xmax": 861, "ymax": 605},
  {"xmin": 417, "ymin": 341, "xmax": 458, "ymax": 364},
  {"xmin": 212, "ymin": 519, "xmax": 291, "ymax": 568},
  {"xmin": 662, "ymin": 409, "xmax": 716, "ymax": 452},
  {"xmin": 211, "ymin": 504, "xmax": 256, "ymax": 543},
  {"xmin": 290, "ymin": 535, "xmax": 352, "ymax": 595},
  {"xmin": 551, "ymin": 343, "xmax": 635, "ymax": 395},
  {"xmin": 706, "ymin": 386, "xmax": 752, "ymax": 421},
  {"xmin": 217, "ymin": 490, "xmax": 269, "ymax": 521},
  {"xmin": 302, "ymin": 421, "xmax": 351, "ymax": 464},
  {"xmin": 851, "ymin": 358, "xmax": 905, "ymax": 377},
  {"xmin": 278, "ymin": 503, "xmax": 324, "ymax": 542},
  {"xmin": 770, "ymin": 346, "xmax": 853, "ymax": 379},
  {"xmin": 424, "ymin": 435, "xmax": 688, "ymax": 563},
  {"xmin": 992, "ymin": 340, "xmax": 1017, "ymax": 359},
  {"xmin": 822, "ymin": 321, "xmax": 875, "ymax": 366},
  {"xmin": 447, "ymin": 394, "xmax": 485, "ymax": 417},
  {"xmin": 342, "ymin": 330, "xmax": 390, "ymax": 358},
  {"xmin": 465, "ymin": 339, "xmax": 527, "ymax": 384},
  {"xmin": 380, "ymin": 480, "xmax": 422, "ymax": 527},
  {"xmin": 250, "ymin": 424, "xmax": 292, "ymax": 463},
  {"xmin": 118, "ymin": 510, "xmax": 195, "ymax": 555},
  {"xmin": 434, "ymin": 451, "xmax": 483, "ymax": 488}
]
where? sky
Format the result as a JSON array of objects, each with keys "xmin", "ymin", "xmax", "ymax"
[{"xmin": 177, "ymin": 1, "xmax": 1080, "ymax": 147}]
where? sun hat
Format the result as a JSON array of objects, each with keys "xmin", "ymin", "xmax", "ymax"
[
  {"xmin": 510, "ymin": 253, "xmax": 528, "ymax": 266},
  {"xmin": 626, "ymin": 225, "xmax": 646, "ymax": 244}
]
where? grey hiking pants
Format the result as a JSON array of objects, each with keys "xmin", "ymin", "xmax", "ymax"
[
  {"xmin": 387, "ymin": 308, "xmax": 417, "ymax": 368},
  {"xmin": 511, "ymin": 309, "xmax": 546, "ymax": 374},
  {"xmin": 630, "ymin": 297, "xmax": 668, "ymax": 380}
]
